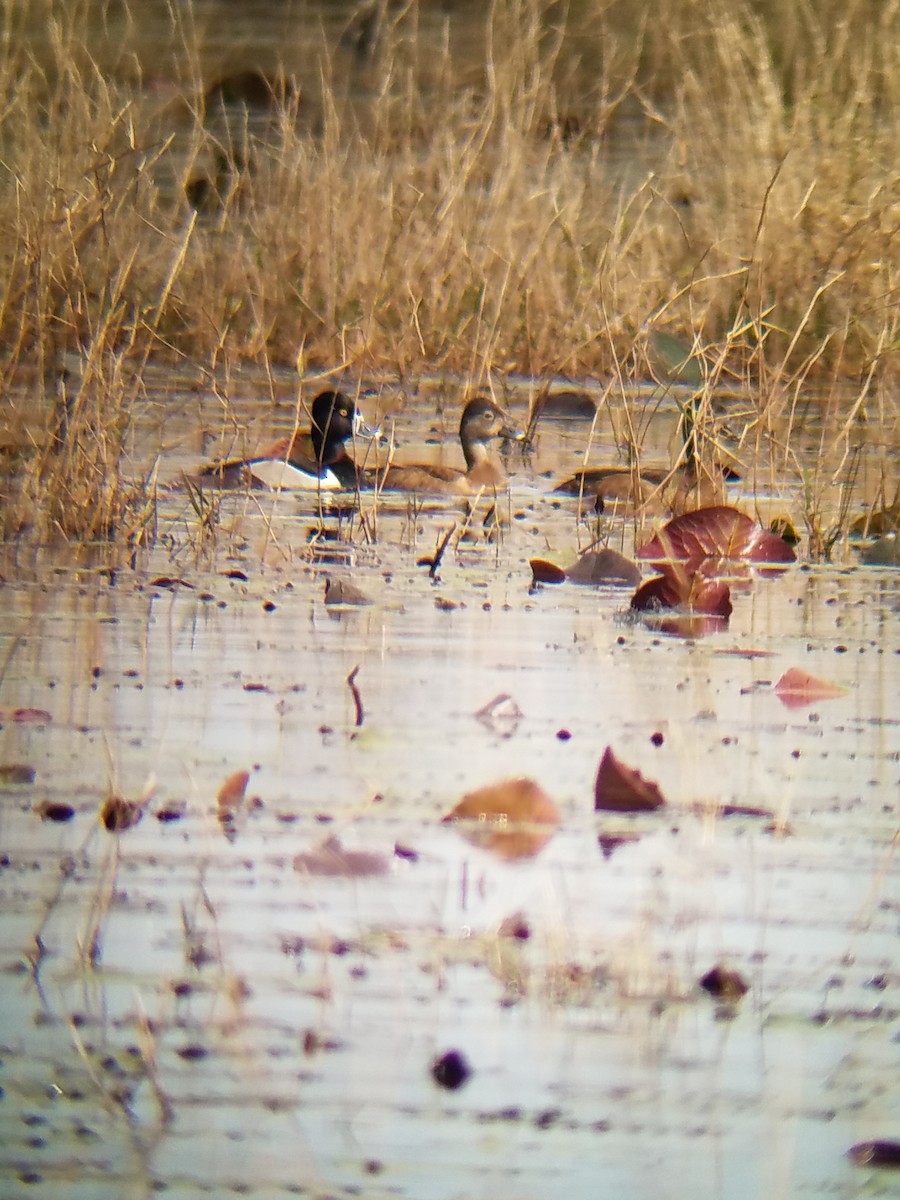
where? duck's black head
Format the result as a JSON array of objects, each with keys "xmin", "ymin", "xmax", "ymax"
[{"xmin": 310, "ymin": 391, "xmax": 373, "ymax": 460}]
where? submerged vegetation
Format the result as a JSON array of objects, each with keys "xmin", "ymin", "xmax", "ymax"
[{"xmin": 0, "ymin": 0, "xmax": 897, "ymax": 546}]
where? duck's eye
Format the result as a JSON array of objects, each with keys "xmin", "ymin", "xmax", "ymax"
[{"xmin": 339, "ymin": 408, "xmax": 350, "ymax": 418}]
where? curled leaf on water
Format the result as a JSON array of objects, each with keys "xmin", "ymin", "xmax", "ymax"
[
  {"xmin": 594, "ymin": 747, "xmax": 666, "ymax": 813},
  {"xmin": 217, "ymin": 769, "xmax": 250, "ymax": 840},
  {"xmin": 631, "ymin": 563, "xmax": 732, "ymax": 618},
  {"xmin": 636, "ymin": 506, "xmax": 796, "ymax": 565},
  {"xmin": 774, "ymin": 667, "xmax": 848, "ymax": 709},
  {"xmin": 324, "ymin": 576, "xmax": 372, "ymax": 606},
  {"xmin": 149, "ymin": 576, "xmax": 195, "ymax": 590},
  {"xmin": 293, "ymin": 835, "xmax": 389, "ymax": 877},
  {"xmin": 443, "ymin": 778, "xmax": 560, "ymax": 860},
  {"xmin": 529, "ymin": 558, "xmax": 566, "ymax": 586},
  {"xmin": 565, "ymin": 547, "xmax": 642, "ymax": 587},
  {"xmin": 217, "ymin": 769, "xmax": 249, "ymax": 812}
]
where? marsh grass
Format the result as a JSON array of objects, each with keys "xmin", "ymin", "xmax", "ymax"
[{"xmin": 0, "ymin": 0, "xmax": 896, "ymax": 549}]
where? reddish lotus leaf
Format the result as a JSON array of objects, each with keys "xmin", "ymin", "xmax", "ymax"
[
  {"xmin": 631, "ymin": 564, "xmax": 733, "ymax": 617},
  {"xmin": 636, "ymin": 506, "xmax": 796, "ymax": 564},
  {"xmin": 443, "ymin": 777, "xmax": 560, "ymax": 860},
  {"xmin": 774, "ymin": 668, "xmax": 848, "ymax": 709},
  {"xmin": 529, "ymin": 558, "xmax": 566, "ymax": 585},
  {"xmin": 594, "ymin": 747, "xmax": 666, "ymax": 813}
]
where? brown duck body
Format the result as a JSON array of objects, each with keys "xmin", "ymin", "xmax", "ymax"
[
  {"xmin": 376, "ymin": 397, "xmax": 521, "ymax": 495},
  {"xmin": 556, "ymin": 461, "xmax": 735, "ymax": 515}
]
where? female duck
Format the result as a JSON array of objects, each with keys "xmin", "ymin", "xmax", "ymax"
[
  {"xmin": 375, "ymin": 397, "xmax": 522, "ymax": 495},
  {"xmin": 555, "ymin": 459, "xmax": 738, "ymax": 515},
  {"xmin": 199, "ymin": 390, "xmax": 374, "ymax": 490}
]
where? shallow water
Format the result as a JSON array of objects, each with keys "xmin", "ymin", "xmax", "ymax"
[{"xmin": 1, "ymin": 378, "xmax": 899, "ymax": 1200}]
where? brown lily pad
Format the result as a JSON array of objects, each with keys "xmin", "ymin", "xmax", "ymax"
[
  {"xmin": 324, "ymin": 576, "xmax": 372, "ymax": 606},
  {"xmin": 594, "ymin": 747, "xmax": 666, "ymax": 813},
  {"xmin": 443, "ymin": 778, "xmax": 560, "ymax": 860},
  {"xmin": 565, "ymin": 547, "xmax": 642, "ymax": 587}
]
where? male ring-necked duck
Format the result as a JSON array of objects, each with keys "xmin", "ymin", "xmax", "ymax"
[
  {"xmin": 198, "ymin": 390, "xmax": 374, "ymax": 490},
  {"xmin": 374, "ymin": 397, "xmax": 523, "ymax": 495}
]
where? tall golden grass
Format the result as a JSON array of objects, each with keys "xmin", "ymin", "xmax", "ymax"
[{"xmin": 0, "ymin": 0, "xmax": 897, "ymax": 544}]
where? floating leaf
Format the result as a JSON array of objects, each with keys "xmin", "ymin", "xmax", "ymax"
[
  {"xmin": 631, "ymin": 563, "xmax": 732, "ymax": 617},
  {"xmin": 217, "ymin": 769, "xmax": 250, "ymax": 840},
  {"xmin": 149, "ymin": 576, "xmax": 195, "ymax": 590},
  {"xmin": 443, "ymin": 778, "xmax": 560, "ymax": 860},
  {"xmin": 774, "ymin": 668, "xmax": 848, "ymax": 709},
  {"xmin": 324, "ymin": 576, "xmax": 372, "ymax": 605},
  {"xmin": 529, "ymin": 558, "xmax": 566, "ymax": 585},
  {"xmin": 565, "ymin": 547, "xmax": 642, "ymax": 587},
  {"xmin": 293, "ymin": 835, "xmax": 389, "ymax": 877},
  {"xmin": 636, "ymin": 506, "xmax": 796, "ymax": 565},
  {"xmin": 594, "ymin": 747, "xmax": 666, "ymax": 813}
]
